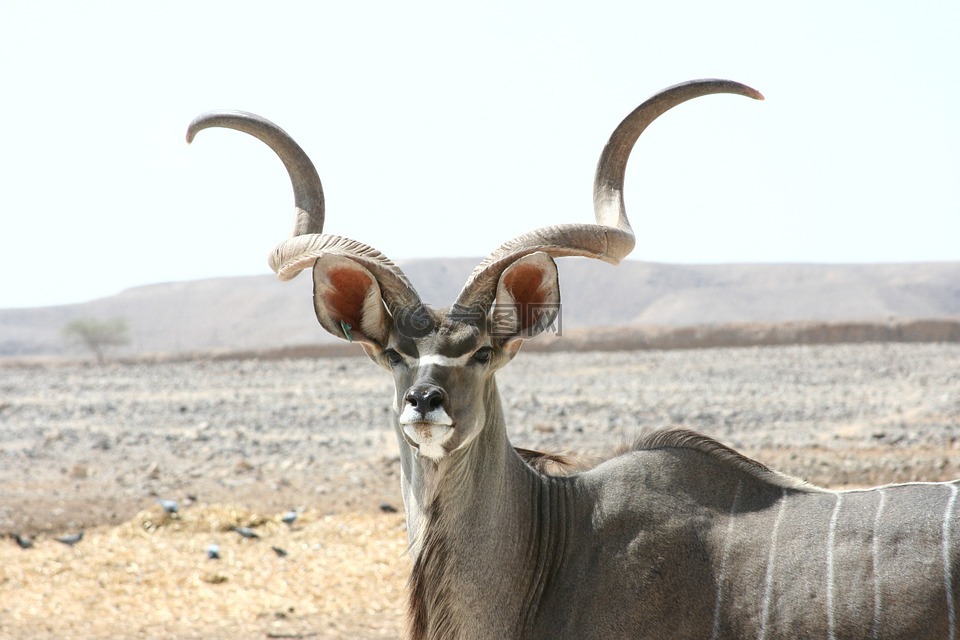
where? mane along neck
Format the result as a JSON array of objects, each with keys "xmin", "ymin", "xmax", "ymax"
[{"xmin": 631, "ymin": 428, "xmax": 825, "ymax": 493}]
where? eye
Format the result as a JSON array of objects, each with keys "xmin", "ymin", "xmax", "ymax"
[
  {"xmin": 383, "ymin": 348, "xmax": 404, "ymax": 366},
  {"xmin": 472, "ymin": 347, "xmax": 493, "ymax": 364}
]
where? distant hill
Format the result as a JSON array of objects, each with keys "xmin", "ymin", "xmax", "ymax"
[{"xmin": 2, "ymin": 259, "xmax": 959, "ymax": 358}]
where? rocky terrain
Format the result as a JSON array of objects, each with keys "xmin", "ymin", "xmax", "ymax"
[{"xmin": 1, "ymin": 342, "xmax": 959, "ymax": 638}]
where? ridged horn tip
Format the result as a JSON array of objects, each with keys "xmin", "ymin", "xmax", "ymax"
[{"xmin": 185, "ymin": 110, "xmax": 326, "ymax": 237}]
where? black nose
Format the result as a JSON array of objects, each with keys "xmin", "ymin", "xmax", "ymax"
[{"xmin": 405, "ymin": 385, "xmax": 446, "ymax": 414}]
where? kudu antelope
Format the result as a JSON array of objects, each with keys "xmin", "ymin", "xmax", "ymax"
[{"xmin": 188, "ymin": 79, "xmax": 959, "ymax": 639}]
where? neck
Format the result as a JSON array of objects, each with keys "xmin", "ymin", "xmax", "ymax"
[
  {"xmin": 396, "ymin": 379, "xmax": 514, "ymax": 547},
  {"xmin": 395, "ymin": 379, "xmax": 571, "ymax": 639}
]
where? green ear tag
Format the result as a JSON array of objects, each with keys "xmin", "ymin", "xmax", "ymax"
[{"xmin": 340, "ymin": 320, "xmax": 353, "ymax": 342}]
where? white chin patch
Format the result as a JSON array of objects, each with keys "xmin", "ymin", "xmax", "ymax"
[{"xmin": 400, "ymin": 406, "xmax": 454, "ymax": 461}]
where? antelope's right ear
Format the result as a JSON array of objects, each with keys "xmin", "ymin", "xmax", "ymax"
[{"xmin": 312, "ymin": 254, "xmax": 391, "ymax": 350}]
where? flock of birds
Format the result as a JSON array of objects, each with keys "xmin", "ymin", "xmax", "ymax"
[
  {"xmin": 7, "ymin": 498, "xmax": 401, "ymax": 557},
  {"xmin": 9, "ymin": 529, "xmax": 85, "ymax": 549}
]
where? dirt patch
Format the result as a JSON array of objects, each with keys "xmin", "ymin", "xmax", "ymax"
[{"xmin": 1, "ymin": 505, "xmax": 408, "ymax": 639}]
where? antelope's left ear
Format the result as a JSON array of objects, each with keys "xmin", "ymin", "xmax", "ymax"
[{"xmin": 490, "ymin": 252, "xmax": 560, "ymax": 353}]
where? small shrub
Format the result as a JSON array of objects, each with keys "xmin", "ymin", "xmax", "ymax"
[{"xmin": 62, "ymin": 317, "xmax": 130, "ymax": 364}]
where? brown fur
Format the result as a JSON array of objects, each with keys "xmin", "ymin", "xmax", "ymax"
[{"xmin": 514, "ymin": 447, "xmax": 588, "ymax": 475}]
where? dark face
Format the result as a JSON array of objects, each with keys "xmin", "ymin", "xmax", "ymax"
[{"xmin": 374, "ymin": 310, "xmax": 515, "ymax": 461}]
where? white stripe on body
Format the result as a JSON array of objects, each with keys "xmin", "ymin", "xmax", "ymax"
[
  {"xmin": 826, "ymin": 493, "xmax": 843, "ymax": 640},
  {"xmin": 944, "ymin": 483, "xmax": 958, "ymax": 640},
  {"xmin": 758, "ymin": 488, "xmax": 787, "ymax": 640},
  {"xmin": 710, "ymin": 481, "xmax": 742, "ymax": 640},
  {"xmin": 871, "ymin": 489, "xmax": 886, "ymax": 640},
  {"xmin": 840, "ymin": 480, "xmax": 960, "ymax": 495}
]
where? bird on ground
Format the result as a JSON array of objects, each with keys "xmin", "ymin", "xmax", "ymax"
[
  {"xmin": 158, "ymin": 499, "xmax": 179, "ymax": 514},
  {"xmin": 271, "ymin": 545, "xmax": 288, "ymax": 557},
  {"xmin": 231, "ymin": 526, "xmax": 260, "ymax": 539},
  {"xmin": 281, "ymin": 510, "xmax": 298, "ymax": 526},
  {"xmin": 206, "ymin": 543, "xmax": 220, "ymax": 559},
  {"xmin": 10, "ymin": 533, "xmax": 33, "ymax": 549},
  {"xmin": 55, "ymin": 531, "xmax": 84, "ymax": 546}
]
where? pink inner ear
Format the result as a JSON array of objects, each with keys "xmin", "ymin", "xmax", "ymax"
[
  {"xmin": 503, "ymin": 263, "xmax": 548, "ymax": 305},
  {"xmin": 325, "ymin": 267, "xmax": 374, "ymax": 328},
  {"xmin": 503, "ymin": 263, "xmax": 551, "ymax": 332}
]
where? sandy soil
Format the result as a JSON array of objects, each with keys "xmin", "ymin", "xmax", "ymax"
[{"xmin": 1, "ymin": 343, "xmax": 959, "ymax": 638}]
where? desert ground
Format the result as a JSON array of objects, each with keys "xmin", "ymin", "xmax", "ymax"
[{"xmin": 2, "ymin": 342, "xmax": 960, "ymax": 638}]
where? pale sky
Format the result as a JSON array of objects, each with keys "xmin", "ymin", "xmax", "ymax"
[{"xmin": 1, "ymin": 2, "xmax": 957, "ymax": 309}]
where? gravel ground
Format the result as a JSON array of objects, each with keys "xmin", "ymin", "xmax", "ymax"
[
  {"xmin": 0, "ymin": 344, "xmax": 960, "ymax": 534},
  {"xmin": 2, "ymin": 342, "xmax": 960, "ymax": 536},
  {"xmin": 1, "ymin": 342, "xmax": 959, "ymax": 637}
]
